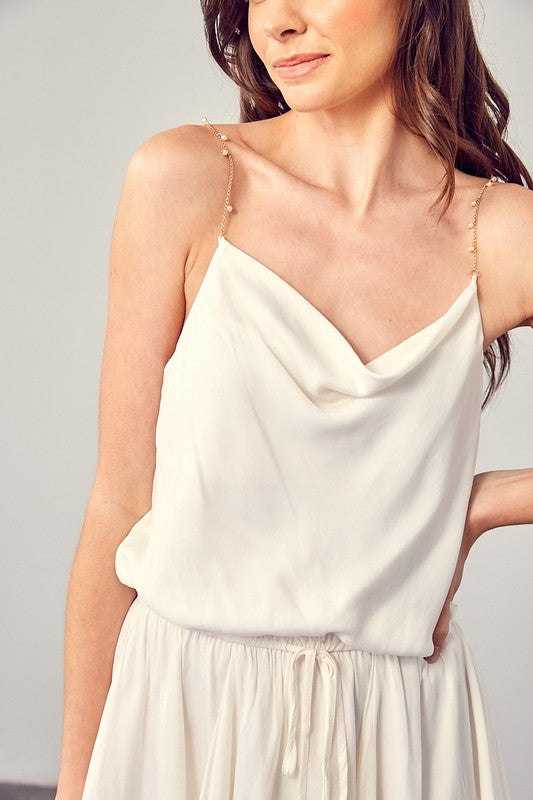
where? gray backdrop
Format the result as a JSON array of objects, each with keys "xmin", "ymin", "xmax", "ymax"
[{"xmin": 1, "ymin": 0, "xmax": 531, "ymax": 795}]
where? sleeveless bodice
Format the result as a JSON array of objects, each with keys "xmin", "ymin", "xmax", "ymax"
[{"xmin": 114, "ymin": 119, "xmax": 498, "ymax": 658}]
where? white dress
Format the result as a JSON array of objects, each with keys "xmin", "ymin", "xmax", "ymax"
[{"xmin": 80, "ymin": 119, "xmax": 510, "ymax": 799}]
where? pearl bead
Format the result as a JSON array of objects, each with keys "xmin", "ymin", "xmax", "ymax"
[
  {"xmin": 201, "ymin": 116, "xmax": 207, "ymax": 123},
  {"xmin": 491, "ymin": 176, "xmax": 498, "ymax": 182},
  {"xmin": 226, "ymin": 204, "xmax": 233, "ymax": 212},
  {"xmin": 220, "ymin": 134, "xmax": 228, "ymax": 141},
  {"xmin": 468, "ymin": 222, "xmax": 474, "ymax": 228},
  {"xmin": 221, "ymin": 148, "xmax": 229, "ymax": 156},
  {"xmin": 470, "ymin": 200, "xmax": 477, "ymax": 206},
  {"xmin": 468, "ymin": 245, "xmax": 475, "ymax": 252}
]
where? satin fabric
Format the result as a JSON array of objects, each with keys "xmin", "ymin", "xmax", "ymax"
[{"xmin": 115, "ymin": 233, "xmax": 484, "ymax": 658}]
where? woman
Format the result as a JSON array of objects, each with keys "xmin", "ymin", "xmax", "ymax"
[{"xmin": 56, "ymin": 0, "xmax": 533, "ymax": 798}]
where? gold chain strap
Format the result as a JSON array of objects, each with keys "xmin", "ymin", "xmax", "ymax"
[
  {"xmin": 469, "ymin": 175, "xmax": 499, "ymax": 278},
  {"xmin": 202, "ymin": 116, "xmax": 234, "ymax": 238},
  {"xmin": 202, "ymin": 115, "xmax": 500, "ymax": 277}
]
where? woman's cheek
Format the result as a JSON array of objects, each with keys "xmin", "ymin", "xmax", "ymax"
[{"xmin": 316, "ymin": 0, "xmax": 387, "ymax": 31}]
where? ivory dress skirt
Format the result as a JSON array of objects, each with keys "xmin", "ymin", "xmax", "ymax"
[{"xmin": 80, "ymin": 594, "xmax": 510, "ymax": 800}]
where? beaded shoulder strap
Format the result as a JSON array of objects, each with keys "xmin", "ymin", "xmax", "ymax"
[
  {"xmin": 201, "ymin": 116, "xmax": 235, "ymax": 240},
  {"xmin": 468, "ymin": 175, "xmax": 500, "ymax": 279}
]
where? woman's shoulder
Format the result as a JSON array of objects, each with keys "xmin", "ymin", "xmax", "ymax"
[
  {"xmin": 475, "ymin": 174, "xmax": 533, "ymax": 329},
  {"xmin": 128, "ymin": 120, "xmax": 238, "ymax": 183},
  {"xmin": 130, "ymin": 117, "xmax": 266, "ymax": 161},
  {"xmin": 125, "ymin": 120, "xmax": 244, "ymax": 244},
  {"xmin": 454, "ymin": 168, "xmax": 533, "ymax": 332}
]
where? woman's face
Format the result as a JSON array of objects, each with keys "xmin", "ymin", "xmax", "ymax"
[{"xmin": 246, "ymin": 0, "xmax": 403, "ymax": 113}]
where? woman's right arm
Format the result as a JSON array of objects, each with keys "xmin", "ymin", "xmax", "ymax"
[{"xmin": 54, "ymin": 126, "xmax": 209, "ymax": 799}]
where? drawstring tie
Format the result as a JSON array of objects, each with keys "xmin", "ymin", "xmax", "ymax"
[{"xmin": 281, "ymin": 645, "xmax": 348, "ymax": 800}]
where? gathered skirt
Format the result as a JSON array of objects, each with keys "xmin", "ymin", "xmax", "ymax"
[{"xmin": 81, "ymin": 594, "xmax": 510, "ymax": 800}]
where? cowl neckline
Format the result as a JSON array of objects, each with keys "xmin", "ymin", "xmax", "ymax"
[{"xmin": 214, "ymin": 234, "xmax": 482, "ymax": 387}]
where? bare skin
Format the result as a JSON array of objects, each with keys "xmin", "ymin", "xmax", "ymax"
[{"xmin": 55, "ymin": 0, "xmax": 533, "ymax": 795}]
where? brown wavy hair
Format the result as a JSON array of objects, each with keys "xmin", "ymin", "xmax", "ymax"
[{"xmin": 200, "ymin": 0, "xmax": 532, "ymax": 409}]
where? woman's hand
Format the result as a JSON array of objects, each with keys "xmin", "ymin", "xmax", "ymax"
[
  {"xmin": 424, "ymin": 473, "xmax": 489, "ymax": 664},
  {"xmin": 423, "ymin": 536, "xmax": 470, "ymax": 663},
  {"xmin": 425, "ymin": 467, "xmax": 533, "ymax": 662}
]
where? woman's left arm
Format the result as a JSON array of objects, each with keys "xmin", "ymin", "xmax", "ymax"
[
  {"xmin": 467, "ymin": 183, "xmax": 533, "ymax": 543},
  {"xmin": 467, "ymin": 468, "xmax": 533, "ymax": 546}
]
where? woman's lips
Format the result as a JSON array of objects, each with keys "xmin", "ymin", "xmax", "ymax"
[{"xmin": 274, "ymin": 55, "xmax": 330, "ymax": 79}]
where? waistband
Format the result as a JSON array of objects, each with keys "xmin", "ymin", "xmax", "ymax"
[{"xmin": 197, "ymin": 627, "xmax": 360, "ymax": 653}]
